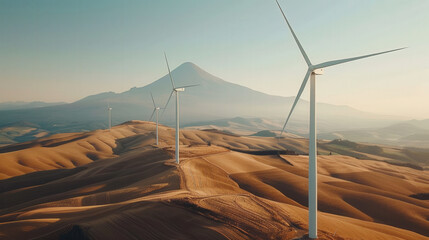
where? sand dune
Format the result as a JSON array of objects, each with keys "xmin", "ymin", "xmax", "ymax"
[{"xmin": 0, "ymin": 121, "xmax": 428, "ymax": 239}]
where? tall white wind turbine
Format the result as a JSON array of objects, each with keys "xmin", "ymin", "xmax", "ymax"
[
  {"xmin": 107, "ymin": 103, "xmax": 112, "ymax": 130},
  {"xmin": 162, "ymin": 53, "xmax": 199, "ymax": 164},
  {"xmin": 275, "ymin": 1, "xmax": 405, "ymax": 238},
  {"xmin": 149, "ymin": 92, "xmax": 162, "ymax": 145}
]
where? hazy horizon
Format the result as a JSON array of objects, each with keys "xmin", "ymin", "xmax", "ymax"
[{"xmin": 1, "ymin": 0, "xmax": 428, "ymax": 118}]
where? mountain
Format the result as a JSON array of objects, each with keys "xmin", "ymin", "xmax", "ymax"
[
  {"xmin": 0, "ymin": 62, "xmax": 404, "ymax": 144},
  {"xmin": 0, "ymin": 101, "xmax": 66, "ymax": 111}
]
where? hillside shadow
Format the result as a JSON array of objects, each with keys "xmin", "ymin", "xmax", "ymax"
[{"xmin": 0, "ymin": 133, "xmax": 89, "ymax": 153}]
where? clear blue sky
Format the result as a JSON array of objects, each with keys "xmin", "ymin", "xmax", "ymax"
[{"xmin": 0, "ymin": 0, "xmax": 428, "ymax": 118}]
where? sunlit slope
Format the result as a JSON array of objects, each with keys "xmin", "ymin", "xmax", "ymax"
[
  {"xmin": 0, "ymin": 121, "xmax": 428, "ymax": 239},
  {"xmin": 0, "ymin": 120, "xmax": 309, "ymax": 180}
]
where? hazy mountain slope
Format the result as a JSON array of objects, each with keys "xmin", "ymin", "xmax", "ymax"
[
  {"xmin": 320, "ymin": 120, "xmax": 429, "ymax": 148},
  {"xmin": 405, "ymin": 119, "xmax": 429, "ymax": 130},
  {"xmin": 0, "ymin": 101, "xmax": 66, "ymax": 111}
]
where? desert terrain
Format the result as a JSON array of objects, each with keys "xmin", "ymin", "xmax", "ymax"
[{"xmin": 0, "ymin": 121, "xmax": 428, "ymax": 239}]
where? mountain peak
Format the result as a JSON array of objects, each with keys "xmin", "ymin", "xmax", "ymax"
[
  {"xmin": 159, "ymin": 61, "xmax": 226, "ymax": 86},
  {"xmin": 174, "ymin": 62, "xmax": 209, "ymax": 76},
  {"xmin": 178, "ymin": 61, "xmax": 200, "ymax": 68}
]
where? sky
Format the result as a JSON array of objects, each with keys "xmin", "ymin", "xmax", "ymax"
[{"xmin": 0, "ymin": 0, "xmax": 428, "ymax": 118}]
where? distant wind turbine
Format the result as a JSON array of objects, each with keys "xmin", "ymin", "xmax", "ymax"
[
  {"xmin": 275, "ymin": 0, "xmax": 405, "ymax": 238},
  {"xmin": 107, "ymin": 103, "xmax": 112, "ymax": 130},
  {"xmin": 162, "ymin": 53, "xmax": 199, "ymax": 164},
  {"xmin": 149, "ymin": 92, "xmax": 162, "ymax": 145}
]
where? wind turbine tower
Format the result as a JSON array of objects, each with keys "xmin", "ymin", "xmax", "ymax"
[
  {"xmin": 149, "ymin": 92, "xmax": 162, "ymax": 145},
  {"xmin": 275, "ymin": 1, "xmax": 405, "ymax": 238},
  {"xmin": 162, "ymin": 53, "xmax": 199, "ymax": 164},
  {"xmin": 107, "ymin": 104, "xmax": 112, "ymax": 130}
]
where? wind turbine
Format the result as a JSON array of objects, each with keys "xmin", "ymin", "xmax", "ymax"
[
  {"xmin": 107, "ymin": 103, "xmax": 112, "ymax": 130},
  {"xmin": 149, "ymin": 92, "xmax": 162, "ymax": 145},
  {"xmin": 274, "ymin": 1, "xmax": 405, "ymax": 238},
  {"xmin": 162, "ymin": 53, "xmax": 199, "ymax": 164}
]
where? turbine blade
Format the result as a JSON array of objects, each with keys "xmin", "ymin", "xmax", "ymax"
[
  {"xmin": 149, "ymin": 108, "xmax": 156, "ymax": 121},
  {"xmin": 150, "ymin": 92, "xmax": 156, "ymax": 107},
  {"xmin": 313, "ymin": 47, "xmax": 406, "ymax": 69},
  {"xmin": 161, "ymin": 90, "xmax": 174, "ymax": 116},
  {"xmin": 164, "ymin": 52, "xmax": 175, "ymax": 89},
  {"xmin": 275, "ymin": 0, "xmax": 312, "ymax": 66},
  {"xmin": 177, "ymin": 84, "xmax": 200, "ymax": 89},
  {"xmin": 280, "ymin": 70, "xmax": 312, "ymax": 136}
]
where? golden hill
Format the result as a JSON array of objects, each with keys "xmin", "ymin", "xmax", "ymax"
[{"xmin": 0, "ymin": 121, "xmax": 428, "ymax": 239}]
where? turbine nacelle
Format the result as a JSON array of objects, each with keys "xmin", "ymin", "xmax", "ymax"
[
  {"xmin": 174, "ymin": 88, "xmax": 185, "ymax": 92},
  {"xmin": 311, "ymin": 68, "xmax": 324, "ymax": 75}
]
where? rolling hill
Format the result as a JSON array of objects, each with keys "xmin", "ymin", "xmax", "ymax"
[{"xmin": 0, "ymin": 121, "xmax": 428, "ymax": 239}]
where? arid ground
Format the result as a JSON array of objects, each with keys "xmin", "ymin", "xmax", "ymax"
[{"xmin": 0, "ymin": 121, "xmax": 428, "ymax": 239}]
